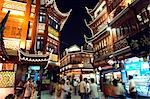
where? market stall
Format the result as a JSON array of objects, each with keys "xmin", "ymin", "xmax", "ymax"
[{"xmin": 121, "ymin": 56, "xmax": 150, "ymax": 97}]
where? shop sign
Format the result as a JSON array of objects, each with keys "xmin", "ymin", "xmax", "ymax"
[{"xmin": 127, "ymin": 27, "xmax": 150, "ymax": 54}]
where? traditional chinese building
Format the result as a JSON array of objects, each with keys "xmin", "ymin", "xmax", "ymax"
[
  {"xmin": 85, "ymin": 0, "xmax": 113, "ymax": 69},
  {"xmin": 0, "ymin": 0, "xmax": 70, "ymax": 96},
  {"xmin": 86, "ymin": 0, "xmax": 150, "ymax": 92},
  {"xmin": 60, "ymin": 44, "xmax": 94, "ymax": 80}
]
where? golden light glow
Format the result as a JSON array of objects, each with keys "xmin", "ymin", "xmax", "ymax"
[
  {"xmin": 48, "ymin": 33, "xmax": 59, "ymax": 40},
  {"xmin": 20, "ymin": 41, "xmax": 26, "ymax": 49},
  {"xmin": 26, "ymin": 40, "xmax": 32, "ymax": 50},
  {"xmin": 3, "ymin": 38, "xmax": 20, "ymax": 50},
  {"xmin": 2, "ymin": 8, "xmax": 25, "ymax": 16},
  {"xmin": 48, "ymin": 26, "xmax": 59, "ymax": 37},
  {"xmin": 125, "ymin": 0, "xmax": 133, "ymax": 5},
  {"xmin": 50, "ymin": 54, "xmax": 58, "ymax": 61},
  {"xmin": 3, "ymin": 0, "xmax": 26, "ymax": 11}
]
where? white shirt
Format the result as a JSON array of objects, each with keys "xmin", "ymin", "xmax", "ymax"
[
  {"xmin": 73, "ymin": 81, "xmax": 78, "ymax": 87},
  {"xmin": 24, "ymin": 81, "xmax": 33, "ymax": 97},
  {"xmin": 129, "ymin": 79, "xmax": 136, "ymax": 92},
  {"xmin": 90, "ymin": 83, "xmax": 99, "ymax": 98},
  {"xmin": 79, "ymin": 81, "xmax": 87, "ymax": 93},
  {"xmin": 86, "ymin": 82, "xmax": 90, "ymax": 93}
]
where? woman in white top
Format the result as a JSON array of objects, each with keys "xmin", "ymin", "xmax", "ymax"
[
  {"xmin": 129, "ymin": 75, "xmax": 137, "ymax": 98},
  {"xmin": 63, "ymin": 80, "xmax": 73, "ymax": 99},
  {"xmin": 24, "ymin": 78, "xmax": 34, "ymax": 99},
  {"xmin": 90, "ymin": 78, "xmax": 99, "ymax": 99}
]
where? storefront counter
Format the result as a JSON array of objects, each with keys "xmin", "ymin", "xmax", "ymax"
[{"xmin": 0, "ymin": 87, "xmax": 14, "ymax": 99}]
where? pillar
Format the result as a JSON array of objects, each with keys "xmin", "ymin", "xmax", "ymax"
[
  {"xmin": 30, "ymin": 0, "xmax": 40, "ymax": 52},
  {"xmin": 20, "ymin": 0, "xmax": 32, "ymax": 49},
  {"xmin": 43, "ymin": 11, "xmax": 48, "ymax": 53}
]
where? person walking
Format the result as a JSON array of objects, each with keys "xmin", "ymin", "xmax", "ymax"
[
  {"xmin": 16, "ymin": 80, "xmax": 24, "ymax": 99},
  {"xmin": 128, "ymin": 75, "xmax": 137, "ymax": 99},
  {"xmin": 24, "ymin": 78, "xmax": 34, "ymax": 99},
  {"xmin": 112, "ymin": 79, "xmax": 125, "ymax": 99},
  {"xmin": 63, "ymin": 80, "xmax": 73, "ymax": 99},
  {"xmin": 55, "ymin": 80, "xmax": 63, "ymax": 99},
  {"xmin": 86, "ymin": 79, "xmax": 91, "ymax": 99},
  {"xmin": 78, "ymin": 78, "xmax": 87, "ymax": 99},
  {"xmin": 73, "ymin": 79, "xmax": 78, "ymax": 95},
  {"xmin": 90, "ymin": 78, "xmax": 99, "ymax": 99}
]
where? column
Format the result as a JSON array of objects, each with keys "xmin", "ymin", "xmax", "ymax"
[
  {"xmin": 20, "ymin": 0, "xmax": 32, "ymax": 49},
  {"xmin": 30, "ymin": 0, "xmax": 40, "ymax": 52},
  {"xmin": 43, "ymin": 11, "xmax": 48, "ymax": 53},
  {"xmin": 58, "ymin": 32, "xmax": 60, "ymax": 62}
]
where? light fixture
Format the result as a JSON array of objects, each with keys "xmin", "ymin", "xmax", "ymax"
[
  {"xmin": 147, "ymin": 4, "xmax": 150, "ymax": 11},
  {"xmin": 98, "ymin": 67, "xmax": 102, "ymax": 71},
  {"xmin": 106, "ymin": 26, "xmax": 111, "ymax": 31},
  {"xmin": 78, "ymin": 64, "xmax": 84, "ymax": 68},
  {"xmin": 107, "ymin": 59, "xmax": 115, "ymax": 65}
]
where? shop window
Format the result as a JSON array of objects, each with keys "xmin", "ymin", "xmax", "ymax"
[
  {"xmin": 39, "ymin": 15, "xmax": 46, "ymax": 23},
  {"xmin": 99, "ymin": 42, "xmax": 101, "ymax": 50},
  {"xmin": 116, "ymin": 27, "xmax": 121, "ymax": 39},
  {"xmin": 120, "ymin": 26, "xmax": 125, "ymax": 37},
  {"xmin": 36, "ymin": 36, "xmax": 44, "ymax": 51},
  {"xmin": 104, "ymin": 38, "xmax": 107, "ymax": 47}
]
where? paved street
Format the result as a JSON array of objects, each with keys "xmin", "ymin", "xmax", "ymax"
[
  {"xmin": 41, "ymin": 90, "xmax": 81, "ymax": 99},
  {"xmin": 40, "ymin": 90, "xmax": 150, "ymax": 99}
]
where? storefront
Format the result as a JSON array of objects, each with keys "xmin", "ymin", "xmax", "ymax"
[
  {"xmin": 121, "ymin": 56, "xmax": 150, "ymax": 97},
  {"xmin": 99, "ymin": 65, "xmax": 122, "ymax": 90},
  {"xmin": 0, "ymin": 63, "xmax": 16, "ymax": 99}
]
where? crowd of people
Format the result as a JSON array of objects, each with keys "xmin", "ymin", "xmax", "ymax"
[
  {"xmin": 102, "ymin": 75, "xmax": 138, "ymax": 99},
  {"xmin": 5, "ymin": 75, "xmax": 138, "ymax": 99},
  {"xmin": 6, "ymin": 78, "xmax": 40, "ymax": 99},
  {"xmin": 54, "ymin": 77, "xmax": 99, "ymax": 99}
]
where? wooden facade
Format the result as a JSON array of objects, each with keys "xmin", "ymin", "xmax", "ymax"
[
  {"xmin": 60, "ymin": 45, "xmax": 94, "ymax": 76},
  {"xmin": 0, "ymin": 0, "xmax": 36, "ymax": 54},
  {"xmin": 87, "ymin": 0, "xmax": 150, "ymax": 68}
]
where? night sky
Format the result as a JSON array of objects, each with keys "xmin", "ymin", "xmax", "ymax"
[{"xmin": 56, "ymin": 0, "xmax": 99, "ymax": 53}]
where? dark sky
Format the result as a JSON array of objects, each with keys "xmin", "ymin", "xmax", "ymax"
[{"xmin": 56, "ymin": 0, "xmax": 99, "ymax": 53}]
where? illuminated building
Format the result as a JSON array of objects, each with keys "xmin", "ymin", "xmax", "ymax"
[
  {"xmin": 0, "ymin": 0, "xmax": 70, "ymax": 97},
  {"xmin": 60, "ymin": 44, "xmax": 94, "ymax": 80},
  {"xmin": 86, "ymin": 0, "xmax": 150, "ymax": 96},
  {"xmin": 85, "ymin": 0, "xmax": 113, "ymax": 69}
]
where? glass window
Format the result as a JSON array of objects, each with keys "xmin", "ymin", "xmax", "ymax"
[
  {"xmin": 116, "ymin": 28, "xmax": 120, "ymax": 39},
  {"xmin": 56, "ymin": 24, "xmax": 58, "ymax": 29}
]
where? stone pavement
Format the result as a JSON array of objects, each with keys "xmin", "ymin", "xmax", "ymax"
[{"xmin": 41, "ymin": 90, "xmax": 80, "ymax": 99}]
